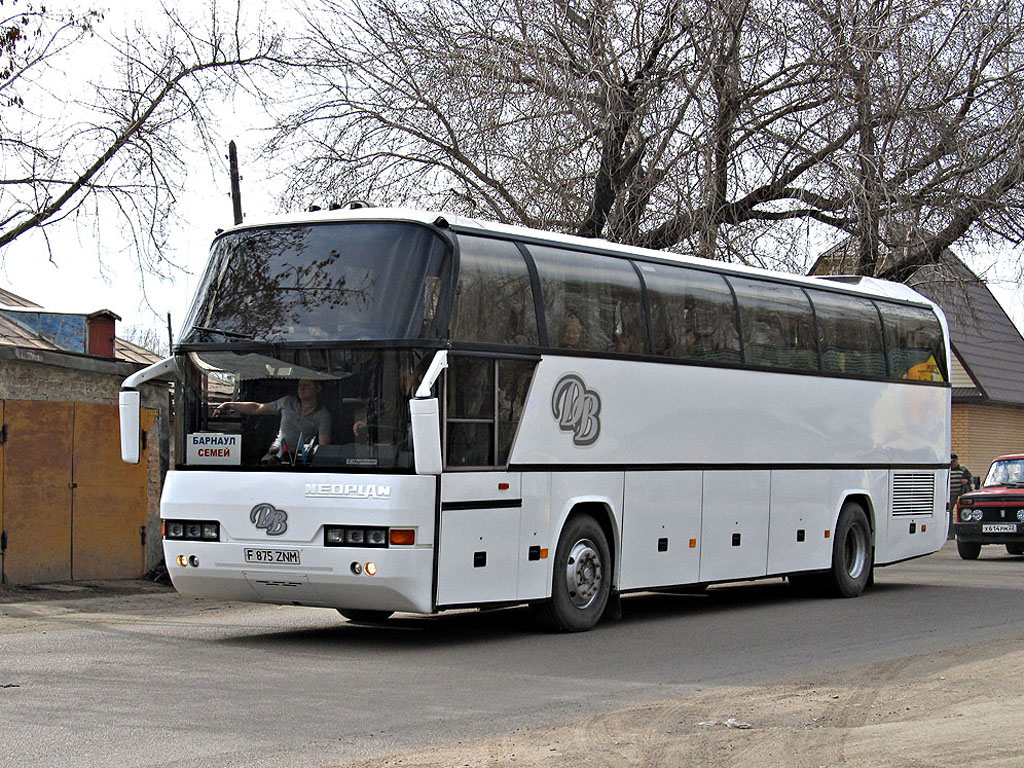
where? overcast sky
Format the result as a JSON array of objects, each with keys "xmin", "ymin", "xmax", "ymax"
[{"xmin": 1, "ymin": 0, "xmax": 1022, "ymax": 347}]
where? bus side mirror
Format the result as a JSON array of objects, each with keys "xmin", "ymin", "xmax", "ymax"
[
  {"xmin": 410, "ymin": 398, "xmax": 442, "ymax": 475},
  {"xmin": 119, "ymin": 390, "xmax": 141, "ymax": 464}
]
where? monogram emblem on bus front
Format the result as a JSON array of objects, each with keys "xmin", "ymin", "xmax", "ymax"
[
  {"xmin": 250, "ymin": 503, "xmax": 288, "ymax": 536},
  {"xmin": 551, "ymin": 373, "xmax": 601, "ymax": 446}
]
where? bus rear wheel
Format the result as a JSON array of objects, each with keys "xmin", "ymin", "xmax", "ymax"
[
  {"xmin": 337, "ymin": 609, "xmax": 394, "ymax": 624},
  {"xmin": 827, "ymin": 501, "xmax": 873, "ymax": 598},
  {"xmin": 537, "ymin": 514, "xmax": 611, "ymax": 632}
]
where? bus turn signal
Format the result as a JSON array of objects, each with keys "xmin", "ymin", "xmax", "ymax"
[{"xmin": 390, "ymin": 529, "xmax": 415, "ymax": 546}]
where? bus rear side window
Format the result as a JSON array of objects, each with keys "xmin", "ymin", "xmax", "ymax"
[
  {"xmin": 809, "ymin": 290, "xmax": 886, "ymax": 378},
  {"xmin": 451, "ymin": 236, "xmax": 539, "ymax": 346},
  {"xmin": 879, "ymin": 303, "xmax": 947, "ymax": 382}
]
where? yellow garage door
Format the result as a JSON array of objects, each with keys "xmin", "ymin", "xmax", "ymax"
[
  {"xmin": 71, "ymin": 403, "xmax": 155, "ymax": 580},
  {"xmin": 1, "ymin": 401, "xmax": 74, "ymax": 585},
  {"xmin": 0, "ymin": 400, "xmax": 156, "ymax": 585}
]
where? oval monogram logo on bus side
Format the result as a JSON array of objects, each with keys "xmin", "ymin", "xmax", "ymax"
[
  {"xmin": 250, "ymin": 503, "xmax": 288, "ymax": 536},
  {"xmin": 551, "ymin": 373, "xmax": 601, "ymax": 446}
]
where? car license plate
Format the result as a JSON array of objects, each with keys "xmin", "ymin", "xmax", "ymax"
[
  {"xmin": 982, "ymin": 524, "xmax": 1017, "ymax": 534},
  {"xmin": 244, "ymin": 548, "xmax": 300, "ymax": 564}
]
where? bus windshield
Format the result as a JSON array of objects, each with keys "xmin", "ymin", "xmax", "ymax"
[
  {"xmin": 176, "ymin": 347, "xmax": 429, "ymax": 471},
  {"xmin": 181, "ymin": 221, "xmax": 450, "ymax": 344}
]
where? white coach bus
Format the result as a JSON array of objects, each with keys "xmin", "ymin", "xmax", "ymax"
[{"xmin": 120, "ymin": 207, "xmax": 950, "ymax": 631}]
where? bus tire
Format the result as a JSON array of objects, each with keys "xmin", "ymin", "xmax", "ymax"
[
  {"xmin": 537, "ymin": 514, "xmax": 611, "ymax": 632},
  {"xmin": 337, "ymin": 609, "xmax": 394, "ymax": 624},
  {"xmin": 956, "ymin": 540, "xmax": 981, "ymax": 560},
  {"xmin": 827, "ymin": 501, "xmax": 873, "ymax": 598}
]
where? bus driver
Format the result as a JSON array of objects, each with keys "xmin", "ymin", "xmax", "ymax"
[{"xmin": 216, "ymin": 379, "xmax": 332, "ymax": 461}]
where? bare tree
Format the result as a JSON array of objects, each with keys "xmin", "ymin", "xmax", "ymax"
[
  {"xmin": 0, "ymin": 1, "xmax": 283, "ymax": 269},
  {"xmin": 270, "ymin": 0, "xmax": 1024, "ymax": 276}
]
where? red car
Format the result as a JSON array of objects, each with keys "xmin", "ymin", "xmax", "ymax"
[{"xmin": 953, "ymin": 454, "xmax": 1024, "ymax": 559}]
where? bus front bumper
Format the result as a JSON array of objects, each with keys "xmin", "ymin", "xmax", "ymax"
[{"xmin": 163, "ymin": 540, "xmax": 436, "ymax": 614}]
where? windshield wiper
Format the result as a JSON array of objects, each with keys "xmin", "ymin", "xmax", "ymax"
[{"xmin": 190, "ymin": 325, "xmax": 254, "ymax": 340}]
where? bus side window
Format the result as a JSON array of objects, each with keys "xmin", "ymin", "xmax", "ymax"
[
  {"xmin": 878, "ymin": 302, "xmax": 947, "ymax": 382},
  {"xmin": 530, "ymin": 245, "xmax": 644, "ymax": 353},
  {"xmin": 809, "ymin": 290, "xmax": 886, "ymax": 378},
  {"xmin": 641, "ymin": 264, "xmax": 739, "ymax": 363},
  {"xmin": 451, "ymin": 235, "xmax": 539, "ymax": 346},
  {"xmin": 730, "ymin": 277, "xmax": 819, "ymax": 373}
]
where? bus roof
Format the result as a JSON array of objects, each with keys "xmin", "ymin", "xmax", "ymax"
[{"xmin": 216, "ymin": 206, "xmax": 940, "ymax": 309}]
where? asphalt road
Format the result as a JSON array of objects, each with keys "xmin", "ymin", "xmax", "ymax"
[{"xmin": 2, "ymin": 541, "xmax": 1024, "ymax": 768}]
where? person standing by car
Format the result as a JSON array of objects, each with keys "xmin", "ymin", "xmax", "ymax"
[{"xmin": 949, "ymin": 453, "xmax": 972, "ymax": 537}]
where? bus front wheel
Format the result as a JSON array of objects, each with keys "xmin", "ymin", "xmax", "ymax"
[
  {"xmin": 537, "ymin": 514, "xmax": 611, "ymax": 632},
  {"xmin": 828, "ymin": 501, "xmax": 873, "ymax": 598}
]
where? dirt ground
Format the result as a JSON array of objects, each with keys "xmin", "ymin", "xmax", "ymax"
[{"xmin": 336, "ymin": 636, "xmax": 1020, "ymax": 768}]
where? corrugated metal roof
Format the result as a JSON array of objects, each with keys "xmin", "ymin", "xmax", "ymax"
[
  {"xmin": 0, "ymin": 287, "xmax": 42, "ymax": 309},
  {"xmin": 114, "ymin": 337, "xmax": 164, "ymax": 365}
]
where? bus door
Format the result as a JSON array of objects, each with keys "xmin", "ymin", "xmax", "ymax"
[{"xmin": 434, "ymin": 355, "xmax": 535, "ymax": 607}]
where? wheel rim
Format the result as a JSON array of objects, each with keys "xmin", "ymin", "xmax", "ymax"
[
  {"xmin": 565, "ymin": 538, "xmax": 603, "ymax": 609},
  {"xmin": 843, "ymin": 522, "xmax": 868, "ymax": 580}
]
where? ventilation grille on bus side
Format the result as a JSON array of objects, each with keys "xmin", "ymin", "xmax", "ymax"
[{"xmin": 892, "ymin": 473, "xmax": 936, "ymax": 517}]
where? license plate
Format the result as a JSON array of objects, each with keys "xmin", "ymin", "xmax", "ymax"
[
  {"xmin": 244, "ymin": 548, "xmax": 301, "ymax": 564},
  {"xmin": 982, "ymin": 524, "xmax": 1017, "ymax": 534}
]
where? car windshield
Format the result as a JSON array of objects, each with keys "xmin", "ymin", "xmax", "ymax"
[
  {"xmin": 175, "ymin": 347, "xmax": 430, "ymax": 472},
  {"xmin": 180, "ymin": 221, "xmax": 450, "ymax": 343},
  {"xmin": 984, "ymin": 459, "xmax": 1024, "ymax": 487}
]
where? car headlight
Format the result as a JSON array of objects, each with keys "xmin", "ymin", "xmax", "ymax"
[{"xmin": 971, "ymin": 509, "xmax": 984, "ymax": 521}]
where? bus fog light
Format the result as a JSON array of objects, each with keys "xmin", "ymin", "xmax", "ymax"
[
  {"xmin": 364, "ymin": 562, "xmax": 377, "ymax": 576},
  {"xmin": 350, "ymin": 562, "xmax": 363, "ymax": 575},
  {"xmin": 188, "ymin": 555, "xmax": 200, "ymax": 567},
  {"xmin": 176, "ymin": 555, "xmax": 188, "ymax": 567}
]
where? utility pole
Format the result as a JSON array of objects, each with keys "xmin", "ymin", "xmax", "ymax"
[{"xmin": 228, "ymin": 140, "xmax": 243, "ymax": 226}]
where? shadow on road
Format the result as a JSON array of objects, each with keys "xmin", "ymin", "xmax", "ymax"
[{"xmin": 214, "ymin": 576, "xmax": 936, "ymax": 651}]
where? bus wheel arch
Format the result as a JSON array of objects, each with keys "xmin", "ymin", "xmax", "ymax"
[{"xmin": 537, "ymin": 503, "xmax": 616, "ymax": 632}]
